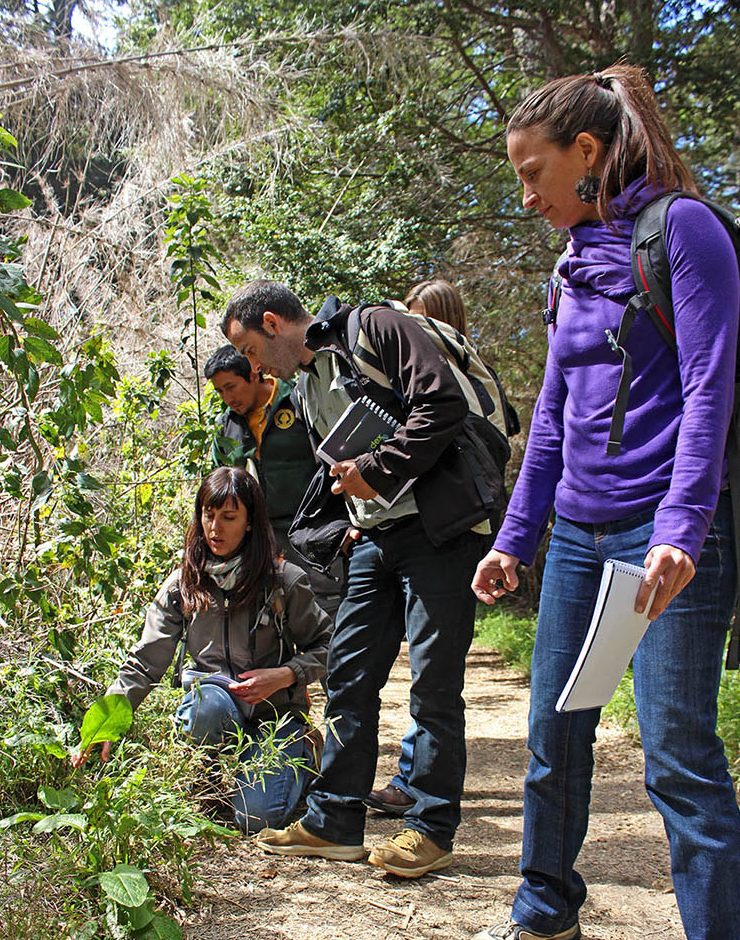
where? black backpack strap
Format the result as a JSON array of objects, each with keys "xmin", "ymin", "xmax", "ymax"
[
  {"xmin": 630, "ymin": 193, "xmax": 679, "ymax": 351},
  {"xmin": 631, "ymin": 191, "xmax": 740, "ymax": 354},
  {"xmin": 271, "ymin": 561, "xmax": 288, "ymax": 661},
  {"xmin": 603, "ymin": 294, "xmax": 649, "ymax": 455},
  {"xmin": 169, "ymin": 585, "xmax": 189, "ymax": 689},
  {"xmin": 345, "ymin": 304, "xmax": 383, "ymax": 376},
  {"xmin": 542, "ymin": 250, "xmax": 569, "ymax": 328},
  {"xmin": 344, "ymin": 304, "xmax": 410, "ymax": 410}
]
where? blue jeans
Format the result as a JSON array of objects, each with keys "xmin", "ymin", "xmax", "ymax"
[
  {"xmin": 175, "ymin": 684, "xmax": 314, "ymax": 834},
  {"xmin": 302, "ymin": 516, "xmax": 485, "ymax": 850},
  {"xmin": 513, "ymin": 493, "xmax": 740, "ymax": 939},
  {"xmin": 391, "ymin": 721, "xmax": 416, "ymax": 797}
]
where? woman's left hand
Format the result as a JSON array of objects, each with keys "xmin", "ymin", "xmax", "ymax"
[
  {"xmin": 636, "ymin": 544, "xmax": 696, "ymax": 620},
  {"xmin": 229, "ymin": 666, "xmax": 296, "ymax": 703}
]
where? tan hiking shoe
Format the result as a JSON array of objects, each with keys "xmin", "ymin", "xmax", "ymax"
[
  {"xmin": 254, "ymin": 820, "xmax": 366, "ymax": 861},
  {"xmin": 368, "ymin": 827, "xmax": 452, "ymax": 878},
  {"xmin": 471, "ymin": 920, "xmax": 581, "ymax": 940}
]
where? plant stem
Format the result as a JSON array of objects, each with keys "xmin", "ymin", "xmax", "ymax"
[{"xmin": 190, "ymin": 266, "xmax": 202, "ymax": 425}]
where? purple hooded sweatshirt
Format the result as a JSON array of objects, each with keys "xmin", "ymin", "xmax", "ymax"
[{"xmin": 494, "ymin": 177, "xmax": 740, "ymax": 566}]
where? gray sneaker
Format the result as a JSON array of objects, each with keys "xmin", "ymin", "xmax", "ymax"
[{"xmin": 471, "ymin": 921, "xmax": 581, "ymax": 940}]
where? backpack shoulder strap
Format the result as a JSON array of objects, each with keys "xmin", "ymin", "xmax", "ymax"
[
  {"xmin": 630, "ymin": 192, "xmax": 680, "ymax": 351},
  {"xmin": 271, "ymin": 560, "xmax": 286, "ymax": 618},
  {"xmin": 543, "ymin": 249, "xmax": 569, "ymax": 327},
  {"xmin": 344, "ymin": 304, "xmax": 397, "ymax": 394},
  {"xmin": 346, "ymin": 304, "xmax": 384, "ymax": 375},
  {"xmin": 424, "ymin": 315, "xmax": 470, "ymax": 373},
  {"xmin": 631, "ymin": 191, "xmax": 740, "ymax": 353}
]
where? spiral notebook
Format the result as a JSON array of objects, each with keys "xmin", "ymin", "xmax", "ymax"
[
  {"xmin": 556, "ymin": 559, "xmax": 658, "ymax": 713},
  {"xmin": 317, "ymin": 396, "xmax": 414, "ymax": 509}
]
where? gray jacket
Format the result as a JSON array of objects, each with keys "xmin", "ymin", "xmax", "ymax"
[{"xmin": 108, "ymin": 561, "xmax": 332, "ymax": 719}]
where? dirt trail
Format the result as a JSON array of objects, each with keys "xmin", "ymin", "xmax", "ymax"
[{"xmin": 186, "ymin": 648, "xmax": 684, "ymax": 939}]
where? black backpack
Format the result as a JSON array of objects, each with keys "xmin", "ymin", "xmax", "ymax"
[
  {"xmin": 289, "ymin": 298, "xmax": 519, "ymax": 570},
  {"xmin": 342, "ymin": 301, "xmax": 519, "ymax": 538},
  {"xmin": 544, "ymin": 192, "xmax": 740, "ymax": 667}
]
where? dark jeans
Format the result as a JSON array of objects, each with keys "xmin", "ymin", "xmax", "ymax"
[
  {"xmin": 513, "ymin": 492, "xmax": 740, "ymax": 939},
  {"xmin": 301, "ymin": 515, "xmax": 486, "ymax": 851}
]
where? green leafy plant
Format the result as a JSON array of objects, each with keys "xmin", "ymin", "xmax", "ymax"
[
  {"xmin": 1, "ymin": 701, "xmax": 234, "ymax": 938},
  {"xmin": 78, "ymin": 694, "xmax": 133, "ymax": 754},
  {"xmin": 164, "ymin": 175, "xmax": 223, "ymax": 426}
]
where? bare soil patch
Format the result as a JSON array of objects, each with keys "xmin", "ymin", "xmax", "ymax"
[{"xmin": 185, "ymin": 647, "xmax": 683, "ymax": 940}]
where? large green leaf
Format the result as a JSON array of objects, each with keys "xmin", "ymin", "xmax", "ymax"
[
  {"xmin": 98, "ymin": 864, "xmax": 149, "ymax": 908},
  {"xmin": 126, "ymin": 901, "xmax": 155, "ymax": 931},
  {"xmin": 0, "ymin": 261, "xmax": 26, "ymax": 297},
  {"xmin": 0, "ymin": 127, "xmax": 18, "ymax": 150},
  {"xmin": 0, "ymin": 333, "xmax": 13, "ymax": 364},
  {"xmin": 32, "ymin": 813, "xmax": 87, "ymax": 833},
  {"xmin": 72, "ymin": 921, "xmax": 98, "ymax": 940},
  {"xmin": 136, "ymin": 913, "xmax": 183, "ymax": 939},
  {"xmin": 0, "ymin": 188, "xmax": 31, "ymax": 212},
  {"xmin": 23, "ymin": 335, "xmax": 63, "ymax": 366},
  {"xmin": 78, "ymin": 694, "xmax": 133, "ymax": 753},
  {"xmin": 31, "ymin": 471, "xmax": 52, "ymax": 496},
  {"xmin": 0, "ymin": 811, "xmax": 44, "ymax": 829},
  {"xmin": 2, "ymin": 732, "xmax": 67, "ymax": 758},
  {"xmin": 0, "ymin": 293, "xmax": 24, "ymax": 324},
  {"xmin": 38, "ymin": 785, "xmax": 80, "ymax": 811},
  {"xmin": 76, "ymin": 472, "xmax": 103, "ymax": 491},
  {"xmin": 23, "ymin": 316, "xmax": 60, "ymax": 342}
]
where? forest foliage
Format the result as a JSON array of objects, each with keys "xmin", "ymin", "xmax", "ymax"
[{"xmin": 0, "ymin": 0, "xmax": 738, "ymax": 935}]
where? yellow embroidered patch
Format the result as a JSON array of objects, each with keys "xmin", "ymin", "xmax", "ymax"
[{"xmin": 273, "ymin": 408, "xmax": 295, "ymax": 430}]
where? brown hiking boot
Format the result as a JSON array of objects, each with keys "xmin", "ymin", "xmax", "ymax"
[
  {"xmin": 254, "ymin": 820, "xmax": 366, "ymax": 862},
  {"xmin": 364, "ymin": 783, "xmax": 415, "ymax": 816},
  {"xmin": 368, "ymin": 828, "xmax": 452, "ymax": 878}
]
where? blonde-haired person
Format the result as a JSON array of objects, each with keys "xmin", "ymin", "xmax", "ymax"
[
  {"xmin": 471, "ymin": 65, "xmax": 739, "ymax": 940},
  {"xmin": 404, "ymin": 278, "xmax": 468, "ymax": 336}
]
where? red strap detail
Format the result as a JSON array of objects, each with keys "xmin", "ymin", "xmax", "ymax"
[{"xmin": 637, "ymin": 254, "xmax": 675, "ymax": 339}]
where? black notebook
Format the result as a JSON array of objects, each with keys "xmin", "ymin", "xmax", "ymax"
[{"xmin": 317, "ymin": 396, "xmax": 414, "ymax": 509}]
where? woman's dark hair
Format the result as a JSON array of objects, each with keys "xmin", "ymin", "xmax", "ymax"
[
  {"xmin": 180, "ymin": 467, "xmax": 277, "ymax": 613},
  {"xmin": 506, "ymin": 63, "xmax": 697, "ymax": 219},
  {"xmin": 404, "ymin": 279, "xmax": 468, "ymax": 336}
]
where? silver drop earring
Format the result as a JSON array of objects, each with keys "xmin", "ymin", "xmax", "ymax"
[{"xmin": 575, "ymin": 173, "xmax": 599, "ymax": 204}]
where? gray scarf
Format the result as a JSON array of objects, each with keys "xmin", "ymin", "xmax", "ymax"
[{"xmin": 204, "ymin": 555, "xmax": 242, "ymax": 593}]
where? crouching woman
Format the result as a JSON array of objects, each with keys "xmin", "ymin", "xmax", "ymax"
[{"xmin": 72, "ymin": 466, "xmax": 332, "ymax": 834}]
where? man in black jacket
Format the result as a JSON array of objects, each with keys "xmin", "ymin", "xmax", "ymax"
[
  {"xmin": 221, "ymin": 280, "xmax": 489, "ymax": 878},
  {"xmin": 205, "ymin": 345, "xmax": 342, "ymax": 617}
]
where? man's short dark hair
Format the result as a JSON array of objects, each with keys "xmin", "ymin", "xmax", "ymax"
[
  {"xmin": 221, "ymin": 279, "xmax": 309, "ymax": 337},
  {"xmin": 204, "ymin": 345, "xmax": 252, "ymax": 381}
]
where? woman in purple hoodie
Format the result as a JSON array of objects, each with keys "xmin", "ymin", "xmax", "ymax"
[{"xmin": 470, "ymin": 65, "xmax": 740, "ymax": 940}]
